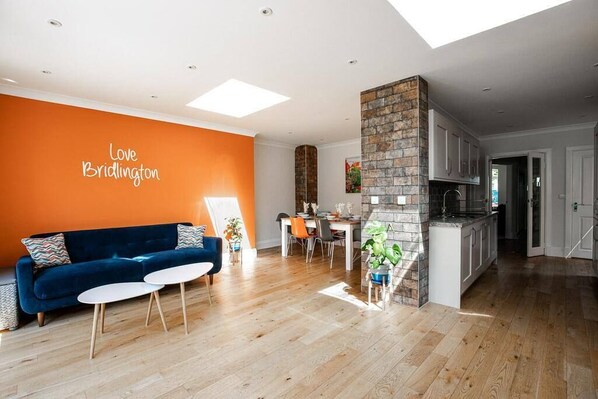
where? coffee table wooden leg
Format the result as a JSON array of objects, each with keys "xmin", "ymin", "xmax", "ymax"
[
  {"xmin": 153, "ymin": 291, "xmax": 168, "ymax": 332},
  {"xmin": 180, "ymin": 282, "xmax": 188, "ymax": 335},
  {"xmin": 205, "ymin": 274, "xmax": 213, "ymax": 305},
  {"xmin": 145, "ymin": 291, "xmax": 154, "ymax": 327},
  {"xmin": 89, "ymin": 303, "xmax": 100, "ymax": 359},
  {"xmin": 100, "ymin": 303, "xmax": 106, "ymax": 334}
]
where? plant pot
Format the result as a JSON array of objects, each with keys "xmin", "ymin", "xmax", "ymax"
[
  {"xmin": 369, "ymin": 263, "xmax": 391, "ymax": 285},
  {"xmin": 231, "ymin": 242, "xmax": 241, "ymax": 252}
]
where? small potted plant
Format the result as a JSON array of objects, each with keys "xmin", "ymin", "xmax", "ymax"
[
  {"xmin": 361, "ymin": 221, "xmax": 402, "ymax": 284},
  {"xmin": 223, "ymin": 217, "xmax": 243, "ymax": 262}
]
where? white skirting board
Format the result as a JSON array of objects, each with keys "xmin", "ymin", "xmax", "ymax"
[{"xmin": 545, "ymin": 246, "xmax": 564, "ymax": 257}]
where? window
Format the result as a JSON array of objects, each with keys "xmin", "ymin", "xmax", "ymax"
[{"xmin": 492, "ymin": 167, "xmax": 499, "ymax": 208}]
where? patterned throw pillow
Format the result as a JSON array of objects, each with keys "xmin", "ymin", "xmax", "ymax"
[
  {"xmin": 176, "ymin": 224, "xmax": 206, "ymax": 249},
  {"xmin": 21, "ymin": 233, "xmax": 72, "ymax": 270}
]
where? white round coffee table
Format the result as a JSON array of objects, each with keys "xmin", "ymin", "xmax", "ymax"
[
  {"xmin": 78, "ymin": 282, "xmax": 166, "ymax": 359},
  {"xmin": 144, "ymin": 262, "xmax": 213, "ymax": 334}
]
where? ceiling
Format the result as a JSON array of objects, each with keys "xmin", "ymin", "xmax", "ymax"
[{"xmin": 0, "ymin": 0, "xmax": 596, "ymax": 145}]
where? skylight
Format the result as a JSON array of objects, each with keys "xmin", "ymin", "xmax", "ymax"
[
  {"xmin": 387, "ymin": 0, "xmax": 571, "ymax": 48},
  {"xmin": 186, "ymin": 79, "xmax": 290, "ymax": 118}
]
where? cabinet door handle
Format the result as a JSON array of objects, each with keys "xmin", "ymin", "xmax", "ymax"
[
  {"xmin": 447, "ymin": 157, "xmax": 452, "ymax": 175},
  {"xmin": 471, "ymin": 229, "xmax": 476, "ymax": 247}
]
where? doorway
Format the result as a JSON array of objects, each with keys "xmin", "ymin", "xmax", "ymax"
[
  {"xmin": 491, "ymin": 157, "xmax": 528, "ymax": 255},
  {"xmin": 488, "ymin": 151, "xmax": 548, "ymax": 257}
]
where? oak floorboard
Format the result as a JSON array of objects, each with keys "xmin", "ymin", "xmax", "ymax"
[
  {"xmin": 421, "ymin": 324, "xmax": 488, "ymax": 399},
  {"xmin": 480, "ymin": 332, "xmax": 524, "ymax": 398},
  {"xmin": 449, "ymin": 317, "xmax": 511, "ymax": 399},
  {"xmin": 509, "ymin": 292, "xmax": 551, "ymax": 399}
]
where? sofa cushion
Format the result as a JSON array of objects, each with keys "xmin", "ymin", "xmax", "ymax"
[
  {"xmin": 135, "ymin": 248, "xmax": 216, "ymax": 276},
  {"xmin": 176, "ymin": 224, "xmax": 206, "ymax": 249},
  {"xmin": 21, "ymin": 233, "xmax": 71, "ymax": 270},
  {"xmin": 34, "ymin": 258, "xmax": 143, "ymax": 300}
]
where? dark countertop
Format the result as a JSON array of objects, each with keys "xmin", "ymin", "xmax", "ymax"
[{"xmin": 430, "ymin": 211, "xmax": 498, "ymax": 228}]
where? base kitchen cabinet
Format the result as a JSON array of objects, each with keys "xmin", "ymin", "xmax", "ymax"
[{"xmin": 429, "ymin": 213, "xmax": 498, "ymax": 308}]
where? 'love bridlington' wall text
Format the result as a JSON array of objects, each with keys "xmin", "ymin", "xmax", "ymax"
[{"xmin": 82, "ymin": 143, "xmax": 160, "ymax": 187}]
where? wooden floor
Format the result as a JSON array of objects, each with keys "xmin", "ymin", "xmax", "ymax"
[{"xmin": 1, "ymin": 242, "xmax": 597, "ymax": 398}]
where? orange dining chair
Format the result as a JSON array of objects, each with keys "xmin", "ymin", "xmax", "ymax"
[{"xmin": 290, "ymin": 217, "xmax": 317, "ymax": 263}]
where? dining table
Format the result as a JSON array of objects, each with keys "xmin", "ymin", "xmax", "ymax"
[{"xmin": 280, "ymin": 217, "xmax": 361, "ymax": 271}]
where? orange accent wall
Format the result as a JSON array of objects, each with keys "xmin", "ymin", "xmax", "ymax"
[{"xmin": 0, "ymin": 94, "xmax": 255, "ymax": 266}]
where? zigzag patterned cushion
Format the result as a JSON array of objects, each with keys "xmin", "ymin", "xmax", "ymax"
[
  {"xmin": 21, "ymin": 233, "xmax": 72, "ymax": 270},
  {"xmin": 176, "ymin": 224, "xmax": 206, "ymax": 249}
]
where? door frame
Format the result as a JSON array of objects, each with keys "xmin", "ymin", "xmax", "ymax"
[
  {"xmin": 527, "ymin": 152, "xmax": 546, "ymax": 257},
  {"xmin": 564, "ymin": 145, "xmax": 594, "ymax": 258},
  {"xmin": 486, "ymin": 148, "xmax": 553, "ymax": 256}
]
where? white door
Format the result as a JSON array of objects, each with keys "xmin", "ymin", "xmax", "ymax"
[
  {"xmin": 434, "ymin": 119, "xmax": 450, "ymax": 180},
  {"xmin": 448, "ymin": 131, "xmax": 460, "ymax": 178},
  {"xmin": 461, "ymin": 226, "xmax": 474, "ymax": 293},
  {"xmin": 471, "ymin": 225, "xmax": 482, "ymax": 276},
  {"xmin": 568, "ymin": 148, "xmax": 594, "ymax": 259},
  {"xmin": 470, "ymin": 143, "xmax": 480, "ymax": 184},
  {"xmin": 460, "ymin": 133, "xmax": 470, "ymax": 179},
  {"xmin": 527, "ymin": 152, "xmax": 545, "ymax": 257},
  {"xmin": 476, "ymin": 222, "xmax": 488, "ymax": 276}
]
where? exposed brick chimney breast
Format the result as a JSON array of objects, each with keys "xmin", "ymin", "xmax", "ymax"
[{"xmin": 295, "ymin": 145, "xmax": 318, "ymax": 213}]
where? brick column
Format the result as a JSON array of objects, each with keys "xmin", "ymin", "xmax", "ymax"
[
  {"xmin": 295, "ymin": 145, "xmax": 318, "ymax": 214},
  {"xmin": 360, "ymin": 76, "xmax": 429, "ymax": 307}
]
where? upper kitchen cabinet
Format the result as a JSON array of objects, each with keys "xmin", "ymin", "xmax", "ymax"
[{"xmin": 429, "ymin": 109, "xmax": 480, "ymax": 185}]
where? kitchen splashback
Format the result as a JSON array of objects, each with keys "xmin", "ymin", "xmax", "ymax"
[{"xmin": 430, "ymin": 181, "xmax": 465, "ymax": 216}]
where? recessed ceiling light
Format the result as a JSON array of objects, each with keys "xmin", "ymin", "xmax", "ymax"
[
  {"xmin": 348, "ymin": 59, "xmax": 358, "ymax": 65},
  {"xmin": 186, "ymin": 65, "xmax": 197, "ymax": 70},
  {"xmin": 186, "ymin": 79, "xmax": 290, "ymax": 118},
  {"xmin": 497, "ymin": 110, "xmax": 505, "ymax": 114},
  {"xmin": 345, "ymin": 117, "xmax": 350, "ymax": 120},
  {"xmin": 584, "ymin": 95, "xmax": 594, "ymax": 99},
  {"xmin": 594, "ymin": 63, "xmax": 598, "ymax": 67},
  {"xmin": 288, "ymin": 132, "xmax": 293, "ymax": 135},
  {"xmin": 387, "ymin": 0, "xmax": 571, "ymax": 48},
  {"xmin": 580, "ymin": 114, "xmax": 586, "ymax": 118},
  {"xmin": 259, "ymin": 7, "xmax": 273, "ymax": 16},
  {"xmin": 482, "ymin": 87, "xmax": 491, "ymax": 92},
  {"xmin": 507, "ymin": 125, "xmax": 514, "ymax": 128},
  {"xmin": 41, "ymin": 70, "xmax": 52, "ymax": 74},
  {"xmin": 151, "ymin": 95, "xmax": 158, "ymax": 99},
  {"xmin": 319, "ymin": 139, "xmax": 325, "ymax": 142},
  {"xmin": 47, "ymin": 19, "xmax": 62, "ymax": 27},
  {"xmin": 1, "ymin": 77, "xmax": 18, "ymax": 84}
]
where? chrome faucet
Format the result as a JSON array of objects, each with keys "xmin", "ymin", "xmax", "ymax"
[{"xmin": 442, "ymin": 189, "xmax": 462, "ymax": 218}]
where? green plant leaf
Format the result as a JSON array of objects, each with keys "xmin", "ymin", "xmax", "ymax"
[
  {"xmin": 393, "ymin": 243, "xmax": 403, "ymax": 257},
  {"xmin": 361, "ymin": 238, "xmax": 374, "ymax": 251},
  {"xmin": 372, "ymin": 242, "xmax": 384, "ymax": 256}
]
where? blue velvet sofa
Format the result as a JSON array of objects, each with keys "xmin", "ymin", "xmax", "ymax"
[{"xmin": 16, "ymin": 222, "xmax": 222, "ymax": 326}]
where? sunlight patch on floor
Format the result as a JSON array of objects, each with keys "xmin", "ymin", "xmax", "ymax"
[
  {"xmin": 318, "ymin": 282, "xmax": 381, "ymax": 311},
  {"xmin": 457, "ymin": 310, "xmax": 494, "ymax": 318}
]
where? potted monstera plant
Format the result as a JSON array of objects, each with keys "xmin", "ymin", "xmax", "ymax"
[{"xmin": 361, "ymin": 221, "xmax": 403, "ymax": 284}]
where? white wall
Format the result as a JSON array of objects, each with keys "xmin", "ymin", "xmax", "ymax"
[
  {"xmin": 481, "ymin": 122, "xmax": 595, "ymax": 256},
  {"xmin": 254, "ymin": 140, "xmax": 295, "ymax": 249},
  {"xmin": 317, "ymin": 139, "xmax": 361, "ymax": 215}
]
